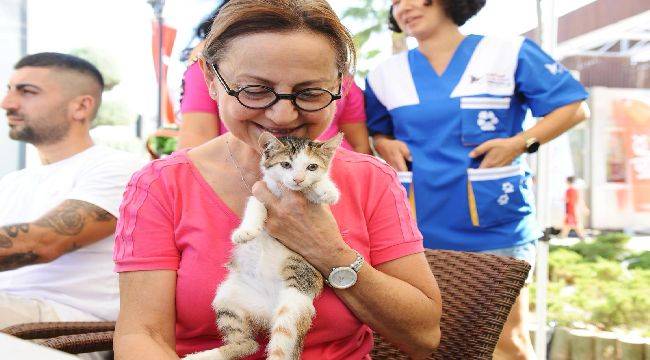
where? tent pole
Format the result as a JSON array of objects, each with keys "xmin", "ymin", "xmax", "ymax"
[{"xmin": 535, "ymin": 1, "xmax": 558, "ymax": 359}]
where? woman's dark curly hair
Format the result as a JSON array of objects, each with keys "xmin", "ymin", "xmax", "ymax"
[{"xmin": 388, "ymin": 0, "xmax": 486, "ymax": 32}]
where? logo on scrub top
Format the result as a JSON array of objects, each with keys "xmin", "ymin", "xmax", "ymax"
[
  {"xmin": 469, "ymin": 73, "xmax": 512, "ymax": 88},
  {"xmin": 477, "ymin": 111, "xmax": 499, "ymax": 131},
  {"xmin": 497, "ymin": 181, "xmax": 515, "ymax": 206}
]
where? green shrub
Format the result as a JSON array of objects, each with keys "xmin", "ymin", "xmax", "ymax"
[
  {"xmin": 150, "ymin": 136, "xmax": 177, "ymax": 156},
  {"xmin": 628, "ymin": 251, "xmax": 650, "ymax": 270},
  {"xmin": 548, "ymin": 248, "xmax": 583, "ymax": 283},
  {"xmin": 569, "ymin": 232, "xmax": 630, "ymax": 262},
  {"xmin": 532, "ymin": 238, "xmax": 650, "ymax": 336}
]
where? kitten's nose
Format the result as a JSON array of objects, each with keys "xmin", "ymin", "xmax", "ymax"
[{"xmin": 293, "ymin": 177, "xmax": 304, "ymax": 185}]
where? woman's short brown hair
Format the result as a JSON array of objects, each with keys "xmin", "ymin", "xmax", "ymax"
[{"xmin": 202, "ymin": 0, "xmax": 355, "ymax": 75}]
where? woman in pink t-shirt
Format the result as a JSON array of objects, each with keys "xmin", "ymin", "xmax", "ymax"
[
  {"xmin": 179, "ymin": 47, "xmax": 371, "ymax": 154},
  {"xmin": 113, "ymin": 1, "xmax": 441, "ymax": 359}
]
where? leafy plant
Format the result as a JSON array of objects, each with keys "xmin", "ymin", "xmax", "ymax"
[
  {"xmin": 340, "ymin": 0, "xmax": 407, "ymax": 79},
  {"xmin": 341, "ymin": 0, "xmax": 387, "ymax": 54},
  {"xmin": 531, "ymin": 233, "xmax": 650, "ymax": 336},
  {"xmin": 69, "ymin": 47, "xmax": 120, "ymax": 90},
  {"xmin": 149, "ymin": 136, "xmax": 177, "ymax": 156},
  {"xmin": 93, "ymin": 99, "xmax": 133, "ymax": 128},
  {"xmin": 70, "ymin": 47, "xmax": 135, "ymax": 128},
  {"xmin": 568, "ymin": 232, "xmax": 631, "ymax": 262},
  {"xmin": 547, "ymin": 248, "xmax": 582, "ymax": 282},
  {"xmin": 627, "ymin": 251, "xmax": 650, "ymax": 270}
]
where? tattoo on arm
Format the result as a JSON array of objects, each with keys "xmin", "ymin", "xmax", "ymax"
[
  {"xmin": 34, "ymin": 200, "xmax": 113, "ymax": 236},
  {"xmin": 0, "ymin": 235, "xmax": 10, "ymax": 249},
  {"xmin": 0, "ymin": 224, "xmax": 30, "ymax": 249},
  {"xmin": 0, "ymin": 225, "xmax": 38, "ymax": 270},
  {"xmin": 0, "ymin": 252, "xmax": 39, "ymax": 270},
  {"xmin": 0, "ymin": 201, "xmax": 114, "ymax": 271}
]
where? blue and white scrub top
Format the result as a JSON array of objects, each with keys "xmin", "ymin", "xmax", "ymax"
[{"xmin": 365, "ymin": 34, "xmax": 588, "ymax": 251}]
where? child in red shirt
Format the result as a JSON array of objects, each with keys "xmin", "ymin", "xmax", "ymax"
[{"xmin": 560, "ymin": 176, "xmax": 587, "ymax": 239}]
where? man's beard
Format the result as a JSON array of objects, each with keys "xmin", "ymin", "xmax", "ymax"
[{"xmin": 8, "ymin": 117, "xmax": 71, "ymax": 146}]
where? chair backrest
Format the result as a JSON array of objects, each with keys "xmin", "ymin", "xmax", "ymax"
[{"xmin": 371, "ymin": 249, "xmax": 531, "ymax": 360}]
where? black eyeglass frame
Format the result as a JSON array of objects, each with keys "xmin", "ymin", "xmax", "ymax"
[{"xmin": 210, "ymin": 63, "xmax": 342, "ymax": 112}]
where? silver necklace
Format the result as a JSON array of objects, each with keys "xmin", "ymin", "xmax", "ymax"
[{"xmin": 226, "ymin": 138, "xmax": 254, "ymax": 193}]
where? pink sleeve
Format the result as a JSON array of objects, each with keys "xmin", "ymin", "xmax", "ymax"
[
  {"xmin": 357, "ymin": 157, "xmax": 423, "ymax": 266},
  {"xmin": 113, "ymin": 162, "xmax": 180, "ymax": 272},
  {"xmin": 336, "ymin": 78, "xmax": 366, "ymax": 124},
  {"xmin": 180, "ymin": 61, "xmax": 218, "ymax": 114}
]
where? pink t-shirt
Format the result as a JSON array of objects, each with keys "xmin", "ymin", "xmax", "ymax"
[
  {"xmin": 114, "ymin": 148, "xmax": 423, "ymax": 359},
  {"xmin": 180, "ymin": 62, "xmax": 367, "ymax": 149}
]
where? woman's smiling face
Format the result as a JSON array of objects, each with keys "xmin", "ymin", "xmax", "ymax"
[
  {"xmin": 205, "ymin": 30, "xmax": 340, "ymax": 152},
  {"xmin": 391, "ymin": 0, "xmax": 450, "ymax": 40}
]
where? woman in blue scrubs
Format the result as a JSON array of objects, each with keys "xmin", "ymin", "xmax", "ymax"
[{"xmin": 365, "ymin": 0, "xmax": 589, "ymax": 359}]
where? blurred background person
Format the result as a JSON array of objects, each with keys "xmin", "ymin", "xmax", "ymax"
[
  {"xmin": 560, "ymin": 176, "xmax": 588, "ymax": 240},
  {"xmin": 365, "ymin": 0, "xmax": 589, "ymax": 358}
]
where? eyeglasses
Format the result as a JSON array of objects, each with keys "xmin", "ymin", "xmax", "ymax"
[{"xmin": 210, "ymin": 63, "xmax": 342, "ymax": 112}]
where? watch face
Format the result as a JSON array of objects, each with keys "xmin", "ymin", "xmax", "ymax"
[
  {"xmin": 527, "ymin": 141, "xmax": 540, "ymax": 153},
  {"xmin": 328, "ymin": 267, "xmax": 358, "ymax": 289}
]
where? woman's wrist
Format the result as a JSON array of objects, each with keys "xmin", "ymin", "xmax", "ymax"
[
  {"xmin": 511, "ymin": 134, "xmax": 528, "ymax": 154},
  {"xmin": 308, "ymin": 241, "xmax": 357, "ymax": 276}
]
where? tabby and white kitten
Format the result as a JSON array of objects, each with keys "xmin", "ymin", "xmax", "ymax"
[{"xmin": 185, "ymin": 132, "xmax": 343, "ymax": 360}]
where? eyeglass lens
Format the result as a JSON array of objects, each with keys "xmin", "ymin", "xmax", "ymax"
[{"xmin": 238, "ymin": 86, "xmax": 335, "ymax": 111}]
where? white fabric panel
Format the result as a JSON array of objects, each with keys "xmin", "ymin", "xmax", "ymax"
[
  {"xmin": 450, "ymin": 36, "xmax": 525, "ymax": 98},
  {"xmin": 467, "ymin": 164, "xmax": 524, "ymax": 181},
  {"xmin": 460, "ymin": 96, "xmax": 511, "ymax": 109},
  {"xmin": 367, "ymin": 51, "xmax": 420, "ymax": 110}
]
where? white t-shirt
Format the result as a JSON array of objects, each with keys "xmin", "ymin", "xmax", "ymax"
[{"xmin": 0, "ymin": 145, "xmax": 144, "ymax": 321}]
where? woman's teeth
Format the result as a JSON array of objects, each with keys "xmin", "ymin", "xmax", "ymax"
[{"xmin": 261, "ymin": 126, "xmax": 298, "ymax": 136}]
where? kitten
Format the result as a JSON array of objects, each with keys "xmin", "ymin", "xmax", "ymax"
[{"xmin": 185, "ymin": 132, "xmax": 344, "ymax": 360}]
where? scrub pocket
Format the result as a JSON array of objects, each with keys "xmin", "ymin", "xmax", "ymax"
[
  {"xmin": 467, "ymin": 165, "xmax": 533, "ymax": 228},
  {"xmin": 460, "ymin": 96, "xmax": 511, "ymax": 146}
]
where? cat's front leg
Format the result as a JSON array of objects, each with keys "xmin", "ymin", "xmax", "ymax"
[
  {"xmin": 306, "ymin": 178, "xmax": 340, "ymax": 205},
  {"xmin": 231, "ymin": 196, "xmax": 267, "ymax": 244}
]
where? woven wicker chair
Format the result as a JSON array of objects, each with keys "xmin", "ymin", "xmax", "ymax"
[
  {"xmin": 372, "ymin": 249, "xmax": 531, "ymax": 360},
  {"xmin": 1, "ymin": 321, "xmax": 115, "ymax": 354},
  {"xmin": 1, "ymin": 249, "xmax": 530, "ymax": 358}
]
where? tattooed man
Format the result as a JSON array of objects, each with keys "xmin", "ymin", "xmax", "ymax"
[{"xmin": 0, "ymin": 53, "xmax": 143, "ymax": 328}]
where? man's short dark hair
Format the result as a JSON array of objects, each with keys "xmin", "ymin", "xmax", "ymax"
[{"xmin": 15, "ymin": 52, "xmax": 104, "ymax": 91}]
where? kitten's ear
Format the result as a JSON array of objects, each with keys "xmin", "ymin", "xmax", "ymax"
[
  {"xmin": 258, "ymin": 131, "xmax": 284, "ymax": 152},
  {"xmin": 320, "ymin": 132, "xmax": 344, "ymax": 157}
]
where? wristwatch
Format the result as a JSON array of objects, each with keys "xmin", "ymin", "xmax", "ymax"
[
  {"xmin": 524, "ymin": 137, "xmax": 541, "ymax": 154},
  {"xmin": 326, "ymin": 250, "xmax": 364, "ymax": 289}
]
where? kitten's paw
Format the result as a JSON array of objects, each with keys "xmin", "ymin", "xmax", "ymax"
[
  {"xmin": 231, "ymin": 227, "xmax": 260, "ymax": 244},
  {"xmin": 312, "ymin": 188, "xmax": 340, "ymax": 204}
]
